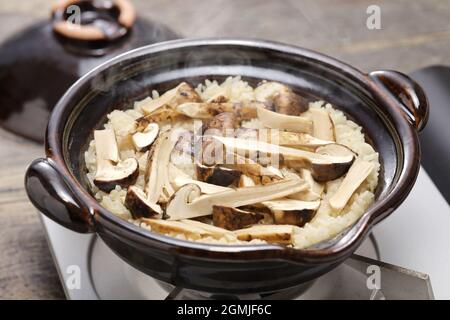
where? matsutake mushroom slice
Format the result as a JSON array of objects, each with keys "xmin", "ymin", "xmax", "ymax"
[
  {"xmin": 212, "ymin": 205, "xmax": 264, "ymax": 230},
  {"xmin": 329, "ymin": 158, "xmax": 374, "ymax": 211},
  {"xmin": 140, "ymin": 82, "xmax": 201, "ymax": 115},
  {"xmin": 309, "ymin": 108, "xmax": 335, "ymax": 141},
  {"xmin": 276, "ymin": 131, "xmax": 332, "ymax": 150},
  {"xmin": 196, "ymin": 164, "xmax": 242, "ymax": 187},
  {"xmin": 145, "ymin": 130, "xmax": 179, "ymax": 204},
  {"xmin": 206, "ymin": 92, "xmax": 229, "ymax": 103},
  {"xmin": 234, "ymin": 224, "xmax": 296, "ymax": 244},
  {"xmin": 93, "ymin": 129, "xmax": 139, "ymax": 192},
  {"xmin": 176, "ymin": 101, "xmax": 259, "ymax": 121},
  {"xmin": 238, "ymin": 174, "xmax": 256, "ymax": 187},
  {"xmin": 165, "ymin": 179, "xmax": 308, "ymax": 220},
  {"xmin": 254, "ymin": 81, "xmax": 308, "ymax": 115},
  {"xmin": 213, "ymin": 136, "xmax": 355, "ymax": 182},
  {"xmin": 172, "ymin": 175, "xmax": 231, "ymax": 194},
  {"xmin": 125, "ymin": 186, "xmax": 163, "ymax": 219},
  {"xmin": 132, "ymin": 123, "xmax": 159, "ymax": 151},
  {"xmin": 262, "ymin": 199, "xmax": 320, "ymax": 227},
  {"xmin": 140, "ymin": 218, "xmax": 215, "ymax": 240},
  {"xmin": 181, "ymin": 219, "xmax": 235, "ymax": 238},
  {"xmin": 257, "ymin": 105, "xmax": 313, "ymax": 133}
]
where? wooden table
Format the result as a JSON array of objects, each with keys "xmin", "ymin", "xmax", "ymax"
[{"xmin": 1, "ymin": 0, "xmax": 449, "ymax": 299}]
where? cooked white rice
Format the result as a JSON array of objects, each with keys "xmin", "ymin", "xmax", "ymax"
[{"xmin": 85, "ymin": 76, "xmax": 380, "ymax": 249}]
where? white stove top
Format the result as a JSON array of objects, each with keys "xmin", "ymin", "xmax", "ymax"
[{"xmin": 40, "ymin": 167, "xmax": 450, "ymax": 299}]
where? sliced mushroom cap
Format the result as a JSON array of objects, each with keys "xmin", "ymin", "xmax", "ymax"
[
  {"xmin": 93, "ymin": 129, "xmax": 139, "ymax": 192},
  {"xmin": 309, "ymin": 108, "xmax": 335, "ymax": 141},
  {"xmin": 140, "ymin": 82, "xmax": 202, "ymax": 115},
  {"xmin": 165, "ymin": 179, "xmax": 308, "ymax": 220},
  {"xmin": 272, "ymin": 90, "xmax": 308, "ymax": 115},
  {"xmin": 132, "ymin": 123, "xmax": 159, "ymax": 151},
  {"xmin": 315, "ymin": 143, "xmax": 356, "ymax": 158},
  {"xmin": 257, "ymin": 106, "xmax": 313, "ymax": 133},
  {"xmin": 329, "ymin": 158, "xmax": 374, "ymax": 211},
  {"xmin": 125, "ymin": 186, "xmax": 162, "ymax": 219},
  {"xmin": 255, "ymin": 81, "xmax": 289, "ymax": 102},
  {"xmin": 307, "ymin": 144, "xmax": 357, "ymax": 182},
  {"xmin": 262, "ymin": 199, "xmax": 320, "ymax": 227},
  {"xmin": 234, "ymin": 224, "xmax": 296, "ymax": 244},
  {"xmin": 196, "ymin": 164, "xmax": 242, "ymax": 187},
  {"xmin": 212, "ymin": 205, "xmax": 264, "ymax": 230},
  {"xmin": 254, "ymin": 81, "xmax": 308, "ymax": 115},
  {"xmin": 214, "ymin": 136, "xmax": 355, "ymax": 182},
  {"xmin": 94, "ymin": 158, "xmax": 139, "ymax": 192}
]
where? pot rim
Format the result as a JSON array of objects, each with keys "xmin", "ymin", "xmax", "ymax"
[{"xmin": 45, "ymin": 38, "xmax": 421, "ymax": 264}]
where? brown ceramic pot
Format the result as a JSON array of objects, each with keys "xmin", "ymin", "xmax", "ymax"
[{"xmin": 24, "ymin": 39, "xmax": 429, "ymax": 294}]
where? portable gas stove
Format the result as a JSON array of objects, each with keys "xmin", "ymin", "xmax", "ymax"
[
  {"xmin": 27, "ymin": 66, "xmax": 450, "ymax": 299},
  {"xmin": 39, "ymin": 167, "xmax": 449, "ymax": 299}
]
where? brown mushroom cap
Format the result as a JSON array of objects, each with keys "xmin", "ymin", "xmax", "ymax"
[
  {"xmin": 212, "ymin": 205, "xmax": 264, "ymax": 230},
  {"xmin": 196, "ymin": 164, "xmax": 242, "ymax": 187},
  {"xmin": 125, "ymin": 186, "xmax": 162, "ymax": 219},
  {"xmin": 272, "ymin": 90, "xmax": 308, "ymax": 115},
  {"xmin": 93, "ymin": 158, "xmax": 140, "ymax": 192}
]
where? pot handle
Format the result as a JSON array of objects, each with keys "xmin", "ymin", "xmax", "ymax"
[
  {"xmin": 25, "ymin": 158, "xmax": 95, "ymax": 233},
  {"xmin": 369, "ymin": 70, "xmax": 429, "ymax": 131}
]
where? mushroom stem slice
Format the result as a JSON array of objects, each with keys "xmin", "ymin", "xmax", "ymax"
[
  {"xmin": 125, "ymin": 186, "xmax": 162, "ymax": 219},
  {"xmin": 176, "ymin": 102, "xmax": 258, "ymax": 120},
  {"xmin": 234, "ymin": 225, "xmax": 296, "ymax": 244},
  {"xmin": 181, "ymin": 219, "xmax": 235, "ymax": 238},
  {"xmin": 206, "ymin": 92, "xmax": 229, "ymax": 103},
  {"xmin": 287, "ymin": 169, "xmax": 324, "ymax": 201},
  {"xmin": 141, "ymin": 218, "xmax": 214, "ymax": 240},
  {"xmin": 166, "ymin": 179, "xmax": 308, "ymax": 220},
  {"xmin": 277, "ymin": 131, "xmax": 333, "ymax": 149},
  {"xmin": 145, "ymin": 130, "xmax": 178, "ymax": 203},
  {"xmin": 132, "ymin": 123, "xmax": 159, "ymax": 151},
  {"xmin": 214, "ymin": 136, "xmax": 355, "ymax": 182},
  {"xmin": 212, "ymin": 206, "xmax": 264, "ymax": 230},
  {"xmin": 172, "ymin": 175, "xmax": 231, "ymax": 194},
  {"xmin": 140, "ymin": 82, "xmax": 201, "ymax": 115},
  {"xmin": 310, "ymin": 108, "xmax": 335, "ymax": 142},
  {"xmin": 257, "ymin": 106, "xmax": 313, "ymax": 133},
  {"xmin": 238, "ymin": 174, "xmax": 257, "ymax": 187},
  {"xmin": 94, "ymin": 129, "xmax": 119, "ymax": 163},
  {"xmin": 329, "ymin": 158, "xmax": 374, "ymax": 211}
]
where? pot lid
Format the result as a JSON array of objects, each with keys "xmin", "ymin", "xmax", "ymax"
[{"xmin": 0, "ymin": 0, "xmax": 179, "ymax": 142}]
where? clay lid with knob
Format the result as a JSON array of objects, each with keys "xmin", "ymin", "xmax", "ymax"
[
  {"xmin": 0, "ymin": 0, "xmax": 178, "ymax": 142},
  {"xmin": 51, "ymin": 0, "xmax": 136, "ymax": 42}
]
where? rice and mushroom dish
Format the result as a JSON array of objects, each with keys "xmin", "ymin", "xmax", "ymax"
[{"xmin": 85, "ymin": 77, "xmax": 380, "ymax": 249}]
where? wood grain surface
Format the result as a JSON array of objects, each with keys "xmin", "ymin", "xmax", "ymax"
[{"xmin": 0, "ymin": 0, "xmax": 449, "ymax": 299}]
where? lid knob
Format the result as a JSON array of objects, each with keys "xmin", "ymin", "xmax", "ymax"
[{"xmin": 51, "ymin": 0, "xmax": 136, "ymax": 41}]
